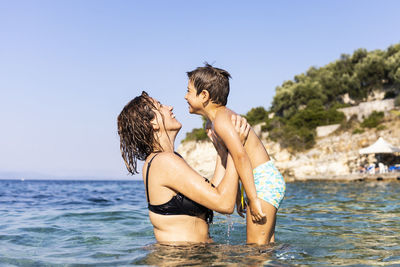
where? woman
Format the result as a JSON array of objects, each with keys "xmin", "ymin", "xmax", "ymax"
[{"xmin": 117, "ymin": 91, "xmax": 250, "ymax": 243}]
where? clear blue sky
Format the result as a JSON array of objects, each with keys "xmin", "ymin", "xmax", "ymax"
[{"xmin": 1, "ymin": 0, "xmax": 399, "ymax": 179}]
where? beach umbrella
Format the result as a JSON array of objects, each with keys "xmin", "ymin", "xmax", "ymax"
[{"xmin": 359, "ymin": 137, "xmax": 400, "ymax": 154}]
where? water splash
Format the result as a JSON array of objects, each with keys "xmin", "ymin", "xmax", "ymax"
[{"xmin": 226, "ymin": 214, "xmax": 235, "ymax": 244}]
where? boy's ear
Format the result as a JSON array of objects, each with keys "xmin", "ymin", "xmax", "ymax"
[
  {"xmin": 200, "ymin": 90, "xmax": 210, "ymax": 101},
  {"xmin": 200, "ymin": 90, "xmax": 210, "ymax": 107}
]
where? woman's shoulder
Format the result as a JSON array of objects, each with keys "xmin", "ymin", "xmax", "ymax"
[
  {"xmin": 149, "ymin": 151, "xmax": 185, "ymax": 167},
  {"xmin": 148, "ymin": 152, "xmax": 191, "ymax": 184}
]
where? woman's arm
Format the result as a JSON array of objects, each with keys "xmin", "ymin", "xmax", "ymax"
[
  {"xmin": 210, "ymin": 154, "xmax": 225, "ymax": 187},
  {"xmin": 205, "ymin": 118, "xmax": 226, "ymax": 186},
  {"xmin": 155, "ymin": 152, "xmax": 239, "ymax": 214}
]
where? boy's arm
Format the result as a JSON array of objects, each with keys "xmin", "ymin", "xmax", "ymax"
[
  {"xmin": 214, "ymin": 112, "xmax": 265, "ymax": 222},
  {"xmin": 209, "ymin": 114, "xmax": 250, "ymax": 187}
]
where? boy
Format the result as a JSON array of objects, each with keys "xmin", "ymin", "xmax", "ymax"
[{"xmin": 184, "ymin": 64, "xmax": 285, "ymax": 244}]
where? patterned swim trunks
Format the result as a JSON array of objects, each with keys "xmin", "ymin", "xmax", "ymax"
[{"xmin": 253, "ymin": 161, "xmax": 286, "ymax": 209}]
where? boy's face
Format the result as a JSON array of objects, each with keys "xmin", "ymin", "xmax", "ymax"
[{"xmin": 184, "ymin": 80, "xmax": 203, "ymax": 114}]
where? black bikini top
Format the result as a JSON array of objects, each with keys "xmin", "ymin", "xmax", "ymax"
[{"xmin": 145, "ymin": 152, "xmax": 213, "ymax": 224}]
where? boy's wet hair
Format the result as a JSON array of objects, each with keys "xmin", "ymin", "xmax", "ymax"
[{"xmin": 187, "ymin": 63, "xmax": 231, "ymax": 106}]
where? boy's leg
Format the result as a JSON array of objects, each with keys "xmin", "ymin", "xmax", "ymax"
[
  {"xmin": 246, "ymin": 200, "xmax": 277, "ymax": 245},
  {"xmin": 270, "ymin": 232, "xmax": 275, "ymax": 243}
]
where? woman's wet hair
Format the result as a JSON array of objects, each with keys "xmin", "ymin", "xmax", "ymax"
[{"xmin": 117, "ymin": 91, "xmax": 162, "ymax": 174}]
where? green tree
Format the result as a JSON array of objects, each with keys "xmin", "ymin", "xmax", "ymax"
[
  {"xmin": 385, "ymin": 48, "xmax": 400, "ymax": 85},
  {"xmin": 354, "ymin": 51, "xmax": 386, "ymax": 91},
  {"xmin": 351, "ymin": 48, "xmax": 368, "ymax": 64},
  {"xmin": 245, "ymin": 107, "xmax": 269, "ymax": 125}
]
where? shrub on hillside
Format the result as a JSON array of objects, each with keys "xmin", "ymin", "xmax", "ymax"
[
  {"xmin": 353, "ymin": 128, "xmax": 365, "ymax": 134},
  {"xmin": 360, "ymin": 111, "xmax": 384, "ymax": 128},
  {"xmin": 182, "ymin": 116, "xmax": 208, "ymax": 142},
  {"xmin": 376, "ymin": 125, "xmax": 386, "ymax": 131},
  {"xmin": 384, "ymin": 90, "xmax": 397, "ymax": 99},
  {"xmin": 395, "ymin": 94, "xmax": 400, "ymax": 106},
  {"xmin": 267, "ymin": 122, "xmax": 315, "ymax": 151},
  {"xmin": 260, "ymin": 99, "xmax": 345, "ymax": 151},
  {"xmin": 183, "ymin": 128, "xmax": 208, "ymax": 142}
]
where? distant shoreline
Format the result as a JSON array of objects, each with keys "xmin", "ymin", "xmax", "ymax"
[{"xmin": 288, "ymin": 172, "xmax": 400, "ymax": 182}]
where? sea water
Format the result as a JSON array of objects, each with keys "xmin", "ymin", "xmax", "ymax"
[{"xmin": 0, "ymin": 179, "xmax": 399, "ymax": 266}]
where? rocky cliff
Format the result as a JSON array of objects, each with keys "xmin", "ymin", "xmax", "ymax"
[{"xmin": 177, "ymin": 110, "xmax": 400, "ymax": 182}]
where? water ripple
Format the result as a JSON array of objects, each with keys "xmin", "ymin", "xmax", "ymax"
[{"xmin": 0, "ymin": 179, "xmax": 399, "ymax": 266}]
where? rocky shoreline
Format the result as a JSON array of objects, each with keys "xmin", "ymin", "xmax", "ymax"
[
  {"xmin": 290, "ymin": 173, "xmax": 400, "ymax": 182},
  {"xmin": 177, "ymin": 112, "xmax": 400, "ymax": 183}
]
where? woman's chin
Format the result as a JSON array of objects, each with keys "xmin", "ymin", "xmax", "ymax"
[{"xmin": 169, "ymin": 123, "xmax": 182, "ymax": 133}]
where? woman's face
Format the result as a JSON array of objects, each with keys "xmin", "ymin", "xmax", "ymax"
[{"xmin": 150, "ymin": 98, "xmax": 182, "ymax": 132}]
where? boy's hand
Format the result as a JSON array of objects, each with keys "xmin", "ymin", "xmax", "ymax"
[
  {"xmin": 231, "ymin": 114, "xmax": 250, "ymax": 145},
  {"xmin": 248, "ymin": 197, "xmax": 266, "ymax": 222}
]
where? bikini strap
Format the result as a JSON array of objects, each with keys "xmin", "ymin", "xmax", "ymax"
[
  {"xmin": 174, "ymin": 151, "xmax": 183, "ymax": 158},
  {"xmin": 145, "ymin": 152, "xmax": 184, "ymax": 202},
  {"xmin": 145, "ymin": 153, "xmax": 160, "ymax": 203}
]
